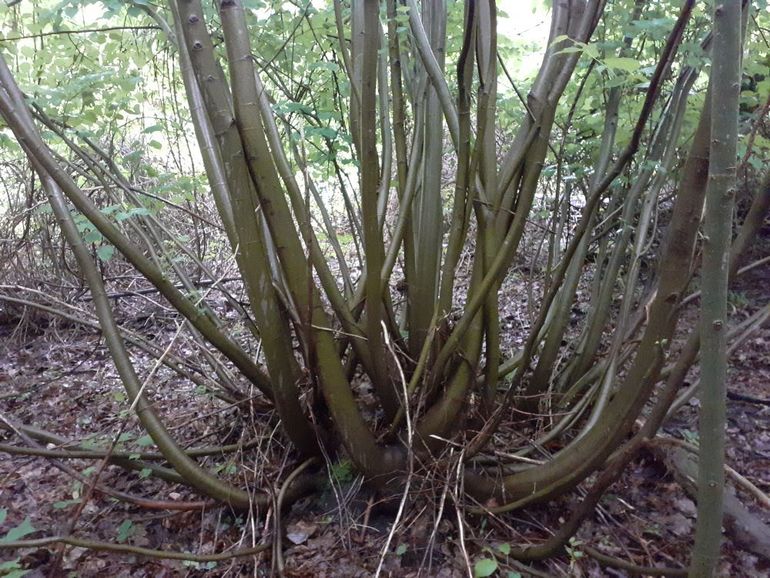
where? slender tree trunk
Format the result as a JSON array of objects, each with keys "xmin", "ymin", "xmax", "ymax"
[{"xmin": 690, "ymin": 2, "xmax": 742, "ymax": 576}]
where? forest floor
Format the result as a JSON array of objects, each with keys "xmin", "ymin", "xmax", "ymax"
[{"xmin": 1, "ymin": 254, "xmax": 768, "ymax": 577}]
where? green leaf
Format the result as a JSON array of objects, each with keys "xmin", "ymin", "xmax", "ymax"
[
  {"xmin": 0, "ymin": 518, "xmax": 36, "ymax": 543},
  {"xmin": 306, "ymin": 126, "xmax": 338, "ymax": 140},
  {"xmin": 582, "ymin": 43, "xmax": 599, "ymax": 60},
  {"xmin": 115, "ymin": 207, "xmax": 151, "ymax": 222},
  {"xmin": 474, "ymin": 558, "xmax": 498, "ymax": 577},
  {"xmin": 116, "ymin": 519, "xmax": 134, "ymax": 543},
  {"xmin": 506, "ymin": 573, "xmax": 523, "ymax": 578},
  {"xmin": 310, "ymin": 61, "xmax": 338, "ymax": 72},
  {"xmin": 0, "ymin": 559, "xmax": 29, "ymax": 578},
  {"xmin": 549, "ymin": 34, "xmax": 572, "ymax": 46},
  {"xmin": 96, "ymin": 245, "xmax": 115, "ymax": 262},
  {"xmin": 84, "ymin": 230, "xmax": 103, "ymax": 244},
  {"xmin": 124, "ymin": 150, "xmax": 142, "ymax": 164},
  {"xmin": 395, "ymin": 543, "xmax": 407, "ymax": 556},
  {"xmin": 139, "ymin": 468, "xmax": 152, "ymax": 479},
  {"xmin": 135, "ymin": 435, "xmax": 154, "ymax": 447},
  {"xmin": 603, "ymin": 57, "xmax": 639, "ymax": 72},
  {"xmin": 73, "ymin": 216, "xmax": 93, "ymax": 232},
  {"xmin": 604, "ymin": 75, "xmax": 629, "ymax": 89},
  {"xmin": 281, "ymin": 101, "xmax": 313, "ymax": 114},
  {"xmin": 101, "ymin": 204, "xmax": 121, "ymax": 215},
  {"xmin": 496, "ymin": 543, "xmax": 511, "ymax": 555},
  {"xmin": 81, "ymin": 437, "xmax": 100, "ymax": 450}
]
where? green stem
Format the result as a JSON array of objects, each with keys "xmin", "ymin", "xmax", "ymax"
[{"xmin": 690, "ymin": 2, "xmax": 742, "ymax": 575}]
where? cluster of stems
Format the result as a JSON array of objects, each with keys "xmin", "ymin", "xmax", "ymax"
[{"xmin": 0, "ymin": 0, "xmax": 757, "ymax": 573}]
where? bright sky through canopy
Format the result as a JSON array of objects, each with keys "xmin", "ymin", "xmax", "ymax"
[{"xmin": 497, "ymin": 0, "xmax": 550, "ymax": 83}]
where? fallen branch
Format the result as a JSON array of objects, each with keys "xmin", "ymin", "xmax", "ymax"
[
  {"xmin": 0, "ymin": 535, "xmax": 269, "ymax": 562},
  {"xmin": 727, "ymin": 390, "xmax": 770, "ymax": 406},
  {"xmin": 651, "ymin": 436, "xmax": 770, "ymax": 509},
  {"xmin": 651, "ymin": 443, "xmax": 770, "ymax": 561},
  {"xmin": 581, "ymin": 545, "xmax": 688, "ymax": 576},
  {"xmin": 75, "ymin": 276, "xmax": 243, "ymax": 301}
]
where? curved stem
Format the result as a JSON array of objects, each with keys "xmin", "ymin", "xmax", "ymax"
[{"xmin": 0, "ymin": 536, "xmax": 270, "ymax": 562}]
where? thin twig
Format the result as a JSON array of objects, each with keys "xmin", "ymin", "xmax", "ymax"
[
  {"xmin": 274, "ymin": 458, "xmax": 317, "ymax": 577},
  {"xmin": 375, "ymin": 322, "xmax": 413, "ymax": 578}
]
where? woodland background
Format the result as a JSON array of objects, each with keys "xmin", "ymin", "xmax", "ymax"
[{"xmin": 0, "ymin": 0, "xmax": 768, "ymax": 576}]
